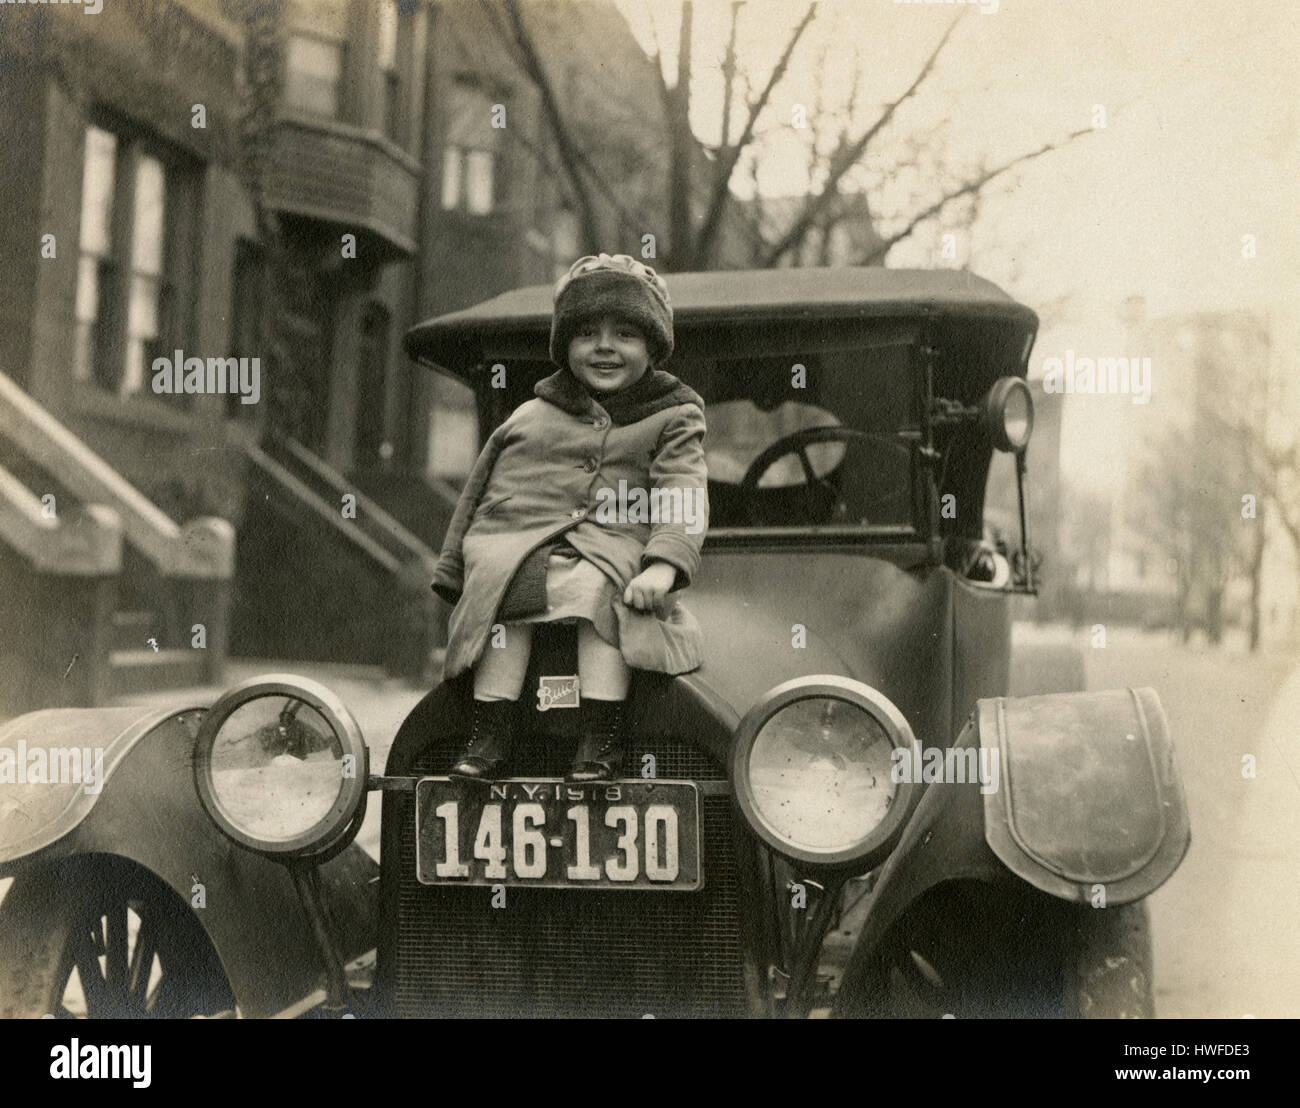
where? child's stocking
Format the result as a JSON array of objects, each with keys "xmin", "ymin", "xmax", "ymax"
[
  {"xmin": 473, "ymin": 623, "xmax": 535, "ymax": 701},
  {"xmin": 451, "ymin": 624, "xmax": 535, "ymax": 780},
  {"xmin": 568, "ymin": 622, "xmax": 630, "ymax": 782}
]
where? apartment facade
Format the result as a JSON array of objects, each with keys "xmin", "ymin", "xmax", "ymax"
[
  {"xmin": 1, "ymin": 0, "xmax": 763, "ymax": 694},
  {"xmin": 0, "ymin": 0, "xmax": 254, "ymax": 518}
]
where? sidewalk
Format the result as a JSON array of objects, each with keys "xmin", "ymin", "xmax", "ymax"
[{"xmin": 1215, "ymin": 657, "xmax": 1300, "ymax": 1016}]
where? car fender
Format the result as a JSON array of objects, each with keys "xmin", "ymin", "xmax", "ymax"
[
  {"xmin": 979, "ymin": 686, "xmax": 1189, "ymax": 904},
  {"xmin": 0, "ymin": 705, "xmax": 377, "ymax": 1018},
  {"xmin": 834, "ymin": 686, "xmax": 1189, "ymax": 1013}
]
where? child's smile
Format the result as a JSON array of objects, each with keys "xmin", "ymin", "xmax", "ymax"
[{"xmin": 568, "ymin": 315, "xmax": 651, "ymax": 394}]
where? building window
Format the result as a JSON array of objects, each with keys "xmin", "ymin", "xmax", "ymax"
[
  {"xmin": 378, "ymin": 0, "xmax": 401, "ymax": 142},
  {"xmin": 124, "ymin": 155, "xmax": 170, "ymax": 396},
  {"xmin": 441, "ymin": 78, "xmax": 499, "ymax": 215},
  {"xmin": 74, "ymin": 126, "xmax": 117, "ymax": 386},
  {"xmin": 285, "ymin": 35, "xmax": 343, "ymax": 117},
  {"xmin": 73, "ymin": 120, "xmax": 194, "ymax": 401}
]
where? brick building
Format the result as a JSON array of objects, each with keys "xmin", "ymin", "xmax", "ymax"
[
  {"xmin": 0, "ymin": 0, "xmax": 252, "ymax": 519},
  {"xmin": 0, "ymin": 0, "xmax": 252, "ymax": 711},
  {"xmin": 0, "ymin": 0, "xmax": 764, "ymax": 705}
]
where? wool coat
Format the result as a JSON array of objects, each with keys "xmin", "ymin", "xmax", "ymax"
[{"xmin": 431, "ymin": 367, "xmax": 709, "ymax": 682}]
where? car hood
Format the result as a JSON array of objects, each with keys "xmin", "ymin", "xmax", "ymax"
[{"xmin": 685, "ymin": 549, "xmax": 953, "ymax": 748}]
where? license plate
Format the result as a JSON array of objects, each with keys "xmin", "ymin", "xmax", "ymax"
[{"xmin": 414, "ymin": 778, "xmax": 702, "ymax": 890}]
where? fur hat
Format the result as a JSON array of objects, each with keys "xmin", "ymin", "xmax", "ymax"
[{"xmin": 549, "ymin": 253, "xmax": 674, "ymax": 368}]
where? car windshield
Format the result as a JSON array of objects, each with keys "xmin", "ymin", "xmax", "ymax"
[
  {"xmin": 482, "ymin": 330, "xmax": 921, "ymax": 535},
  {"xmin": 667, "ymin": 341, "xmax": 918, "ymax": 532}
]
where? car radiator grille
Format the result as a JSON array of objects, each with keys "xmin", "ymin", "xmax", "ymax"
[{"xmin": 393, "ymin": 735, "xmax": 750, "ymax": 1018}]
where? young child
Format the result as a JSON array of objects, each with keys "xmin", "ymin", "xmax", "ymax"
[{"xmin": 430, "ymin": 254, "xmax": 708, "ymax": 782}]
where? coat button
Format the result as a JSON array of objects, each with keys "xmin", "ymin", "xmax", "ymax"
[
  {"xmin": 583, "ymin": 458, "xmax": 598, "ymax": 472},
  {"xmin": 593, "ymin": 416, "xmax": 608, "ymax": 430},
  {"xmin": 571, "ymin": 507, "xmax": 586, "ymax": 519}
]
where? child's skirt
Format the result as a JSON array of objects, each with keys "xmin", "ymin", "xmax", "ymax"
[
  {"xmin": 508, "ymin": 543, "xmax": 620, "ymax": 647},
  {"xmin": 493, "ymin": 539, "xmax": 702, "ymax": 676}
]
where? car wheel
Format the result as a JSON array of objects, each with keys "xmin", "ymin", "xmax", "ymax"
[
  {"xmin": 1066, "ymin": 901, "xmax": 1155, "ymax": 1018},
  {"xmin": 0, "ymin": 859, "xmax": 236, "ymax": 1019},
  {"xmin": 838, "ymin": 882, "xmax": 1155, "ymax": 1018}
]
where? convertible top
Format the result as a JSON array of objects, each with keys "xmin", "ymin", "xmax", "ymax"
[{"xmin": 404, "ymin": 267, "xmax": 1038, "ymax": 372}]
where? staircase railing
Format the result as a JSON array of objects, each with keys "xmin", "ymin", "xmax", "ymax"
[
  {"xmin": 269, "ymin": 432, "xmax": 435, "ymax": 563},
  {"xmin": 0, "ymin": 462, "xmax": 122, "ymax": 713},
  {"xmin": 238, "ymin": 432, "xmax": 442, "ymax": 679},
  {"xmin": 0, "ymin": 461, "xmax": 122, "ymax": 576},
  {"xmin": 0, "ymin": 372, "xmax": 232, "ymax": 579},
  {"xmin": 0, "ymin": 372, "xmax": 233, "ymax": 710}
]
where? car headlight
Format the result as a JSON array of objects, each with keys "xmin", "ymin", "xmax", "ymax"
[
  {"xmin": 731, "ymin": 677, "xmax": 920, "ymax": 870},
  {"xmin": 981, "ymin": 376, "xmax": 1034, "ymax": 453},
  {"xmin": 193, "ymin": 674, "xmax": 369, "ymax": 859}
]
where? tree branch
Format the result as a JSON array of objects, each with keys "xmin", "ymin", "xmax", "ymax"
[
  {"xmin": 718, "ymin": 1, "xmax": 742, "ymax": 158},
  {"xmin": 760, "ymin": 11, "xmax": 963, "ymax": 266},
  {"xmin": 666, "ymin": 0, "xmax": 696, "ymax": 268},
  {"xmin": 478, "ymin": 0, "xmax": 769, "ymax": 265},
  {"xmin": 692, "ymin": 1, "xmax": 818, "ymax": 266},
  {"xmin": 499, "ymin": 0, "xmax": 604, "ymax": 250},
  {"xmin": 638, "ymin": 0, "xmax": 674, "ymax": 115},
  {"xmin": 856, "ymin": 128, "xmax": 1093, "ymax": 265},
  {"xmin": 1204, "ymin": 410, "xmax": 1300, "ymax": 553}
]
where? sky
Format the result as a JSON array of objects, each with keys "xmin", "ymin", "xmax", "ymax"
[{"xmin": 614, "ymin": 0, "xmax": 1299, "ymax": 493}]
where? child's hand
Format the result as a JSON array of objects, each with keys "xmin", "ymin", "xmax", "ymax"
[{"xmin": 624, "ymin": 562, "xmax": 679, "ymax": 619}]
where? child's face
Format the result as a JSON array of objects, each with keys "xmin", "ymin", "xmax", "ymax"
[{"xmin": 567, "ymin": 314, "xmax": 650, "ymax": 394}]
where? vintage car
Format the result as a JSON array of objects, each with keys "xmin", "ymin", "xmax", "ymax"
[{"xmin": 0, "ymin": 268, "xmax": 1189, "ymax": 1019}]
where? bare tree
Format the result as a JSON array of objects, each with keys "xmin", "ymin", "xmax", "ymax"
[
  {"xmin": 1129, "ymin": 335, "xmax": 1267, "ymax": 646},
  {"xmin": 855, "ymin": 132, "xmax": 1091, "ymax": 266},
  {"xmin": 1058, "ymin": 480, "xmax": 1113, "ymax": 629},
  {"xmin": 685, "ymin": 1, "xmax": 818, "ymax": 267},
  {"xmin": 664, "ymin": 0, "xmax": 698, "ymax": 264},
  {"xmin": 495, "ymin": 0, "xmax": 606, "ymax": 249},
  {"xmin": 482, "ymin": 1, "xmax": 1093, "ymax": 272},
  {"xmin": 1200, "ymin": 322, "xmax": 1298, "ymax": 650},
  {"xmin": 1130, "ymin": 421, "xmax": 1214, "ymax": 643}
]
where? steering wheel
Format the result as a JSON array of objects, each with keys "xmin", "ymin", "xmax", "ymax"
[{"xmin": 739, "ymin": 426, "xmax": 912, "ymax": 526}]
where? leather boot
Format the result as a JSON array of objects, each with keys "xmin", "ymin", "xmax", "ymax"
[
  {"xmin": 566, "ymin": 698, "xmax": 626, "ymax": 783},
  {"xmin": 449, "ymin": 698, "xmax": 516, "ymax": 781}
]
